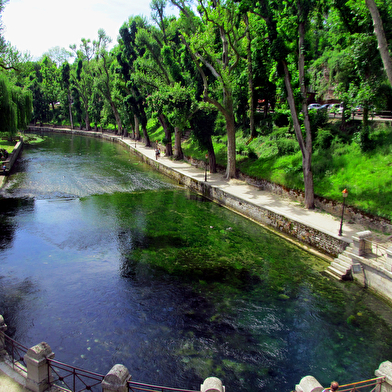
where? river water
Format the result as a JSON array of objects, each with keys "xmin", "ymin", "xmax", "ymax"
[{"xmin": 0, "ymin": 133, "xmax": 392, "ymax": 392}]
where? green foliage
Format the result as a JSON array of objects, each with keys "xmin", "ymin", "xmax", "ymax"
[
  {"xmin": 314, "ymin": 128, "xmax": 334, "ymax": 150},
  {"xmin": 276, "ymin": 137, "xmax": 299, "ymax": 156},
  {"xmin": 0, "ymin": 74, "xmax": 32, "ymax": 137},
  {"xmin": 273, "ymin": 110, "xmax": 290, "ymax": 127}
]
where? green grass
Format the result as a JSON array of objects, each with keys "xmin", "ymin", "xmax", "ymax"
[
  {"xmin": 0, "ymin": 139, "xmax": 18, "ymax": 153},
  {"xmin": 183, "ymin": 121, "xmax": 392, "ymax": 220}
]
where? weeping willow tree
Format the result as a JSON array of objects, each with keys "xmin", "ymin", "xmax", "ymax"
[{"xmin": 0, "ymin": 74, "xmax": 32, "ymax": 139}]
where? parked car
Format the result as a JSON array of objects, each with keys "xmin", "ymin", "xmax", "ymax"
[
  {"xmin": 308, "ymin": 103, "xmax": 321, "ymax": 110},
  {"xmin": 319, "ymin": 104, "xmax": 330, "ymax": 111}
]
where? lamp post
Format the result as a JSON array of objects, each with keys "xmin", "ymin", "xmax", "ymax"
[
  {"xmin": 205, "ymin": 154, "xmax": 208, "ymax": 182},
  {"xmin": 338, "ymin": 188, "xmax": 348, "ymax": 236}
]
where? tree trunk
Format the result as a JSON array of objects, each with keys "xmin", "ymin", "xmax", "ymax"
[
  {"xmin": 224, "ymin": 98, "xmax": 237, "ymax": 179},
  {"xmin": 174, "ymin": 126, "xmax": 183, "ymax": 160},
  {"xmin": 141, "ymin": 120, "xmax": 151, "ymax": 147},
  {"xmin": 366, "ymin": 0, "xmax": 392, "ymax": 88},
  {"xmin": 158, "ymin": 114, "xmax": 173, "ymax": 157},
  {"xmin": 363, "ymin": 106, "xmax": 369, "ymax": 128},
  {"xmin": 134, "ymin": 115, "xmax": 140, "ymax": 140},
  {"xmin": 245, "ymin": 14, "xmax": 256, "ymax": 139},
  {"xmin": 282, "ymin": 58, "xmax": 314, "ymax": 209},
  {"xmin": 206, "ymin": 135, "xmax": 217, "ymax": 173},
  {"xmin": 110, "ymin": 102, "xmax": 122, "ymax": 135},
  {"xmin": 85, "ymin": 111, "xmax": 90, "ymax": 131},
  {"xmin": 67, "ymin": 89, "xmax": 73, "ymax": 130}
]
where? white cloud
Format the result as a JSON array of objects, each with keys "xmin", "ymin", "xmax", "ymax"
[{"xmin": 1, "ymin": 0, "xmax": 162, "ymax": 60}]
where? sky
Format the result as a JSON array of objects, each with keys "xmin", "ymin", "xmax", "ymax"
[{"xmin": 2, "ymin": 0, "xmax": 178, "ymax": 60}]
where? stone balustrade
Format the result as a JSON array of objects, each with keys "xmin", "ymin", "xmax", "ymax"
[
  {"xmin": 295, "ymin": 361, "xmax": 392, "ymax": 392},
  {"xmin": 0, "ymin": 313, "xmax": 226, "ymax": 392}
]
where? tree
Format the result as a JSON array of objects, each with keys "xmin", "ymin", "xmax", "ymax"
[
  {"xmin": 117, "ymin": 18, "xmax": 151, "ymax": 147},
  {"xmin": 365, "ymin": 0, "xmax": 392, "ymax": 88},
  {"xmin": 174, "ymin": 0, "xmax": 246, "ymax": 178},
  {"xmin": 0, "ymin": 74, "xmax": 32, "ymax": 138},
  {"xmin": 240, "ymin": 0, "xmax": 318, "ymax": 208},
  {"xmin": 40, "ymin": 56, "xmax": 60, "ymax": 121},
  {"xmin": 61, "ymin": 62, "xmax": 73, "ymax": 129},
  {"xmin": 93, "ymin": 29, "xmax": 123, "ymax": 135}
]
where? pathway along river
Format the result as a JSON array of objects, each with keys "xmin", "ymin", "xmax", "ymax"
[{"xmin": 0, "ymin": 133, "xmax": 392, "ymax": 391}]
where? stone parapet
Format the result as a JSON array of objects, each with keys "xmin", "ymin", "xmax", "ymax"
[
  {"xmin": 295, "ymin": 375, "xmax": 323, "ymax": 392},
  {"xmin": 24, "ymin": 342, "xmax": 54, "ymax": 392},
  {"xmin": 102, "ymin": 364, "xmax": 131, "ymax": 392},
  {"xmin": 375, "ymin": 361, "xmax": 392, "ymax": 392},
  {"xmin": 201, "ymin": 377, "xmax": 225, "ymax": 392},
  {"xmin": 352, "ymin": 230, "xmax": 373, "ymax": 256}
]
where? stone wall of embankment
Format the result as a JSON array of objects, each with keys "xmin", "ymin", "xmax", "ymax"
[
  {"xmin": 27, "ymin": 126, "xmax": 349, "ymax": 257},
  {"xmin": 183, "ymin": 156, "xmax": 392, "ymax": 234}
]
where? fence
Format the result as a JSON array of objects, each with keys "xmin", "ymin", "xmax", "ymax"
[
  {"xmin": 0, "ymin": 324, "xmax": 212, "ymax": 392},
  {"xmin": 338, "ymin": 376, "xmax": 385, "ymax": 392}
]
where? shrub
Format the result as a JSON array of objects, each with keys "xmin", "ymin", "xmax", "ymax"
[
  {"xmin": 246, "ymin": 147, "xmax": 258, "ymax": 160},
  {"xmin": 274, "ymin": 111, "xmax": 290, "ymax": 127},
  {"xmin": 359, "ymin": 126, "xmax": 375, "ymax": 152},
  {"xmin": 315, "ymin": 129, "xmax": 334, "ymax": 150},
  {"xmin": 276, "ymin": 138, "xmax": 299, "ymax": 156}
]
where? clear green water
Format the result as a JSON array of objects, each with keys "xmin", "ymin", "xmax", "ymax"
[{"xmin": 0, "ymin": 133, "xmax": 391, "ymax": 391}]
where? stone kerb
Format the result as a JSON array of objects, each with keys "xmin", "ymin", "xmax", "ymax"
[
  {"xmin": 201, "ymin": 377, "xmax": 225, "ymax": 392},
  {"xmin": 352, "ymin": 230, "xmax": 373, "ymax": 256},
  {"xmin": 295, "ymin": 375, "xmax": 323, "ymax": 392},
  {"xmin": 24, "ymin": 342, "xmax": 54, "ymax": 392},
  {"xmin": 102, "ymin": 364, "xmax": 131, "ymax": 392},
  {"xmin": 375, "ymin": 361, "xmax": 392, "ymax": 392}
]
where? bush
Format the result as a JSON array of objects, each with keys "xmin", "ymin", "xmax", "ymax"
[
  {"xmin": 315, "ymin": 129, "xmax": 334, "ymax": 150},
  {"xmin": 274, "ymin": 111, "xmax": 290, "ymax": 127},
  {"xmin": 276, "ymin": 138, "xmax": 299, "ymax": 156},
  {"xmin": 246, "ymin": 147, "xmax": 258, "ymax": 160},
  {"xmin": 358, "ymin": 126, "xmax": 375, "ymax": 152}
]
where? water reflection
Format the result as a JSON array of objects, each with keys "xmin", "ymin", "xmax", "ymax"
[{"xmin": 0, "ymin": 134, "xmax": 391, "ymax": 392}]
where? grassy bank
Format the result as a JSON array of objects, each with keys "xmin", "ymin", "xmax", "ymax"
[{"xmin": 147, "ymin": 117, "xmax": 392, "ymax": 221}]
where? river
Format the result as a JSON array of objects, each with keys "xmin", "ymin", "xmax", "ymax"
[{"xmin": 0, "ymin": 133, "xmax": 391, "ymax": 392}]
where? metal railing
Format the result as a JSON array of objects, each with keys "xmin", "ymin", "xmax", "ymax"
[
  {"xmin": 1, "ymin": 330, "xmax": 28, "ymax": 375},
  {"xmin": 338, "ymin": 376, "xmax": 385, "ymax": 392},
  {"xmin": 47, "ymin": 358, "xmax": 105, "ymax": 392},
  {"xmin": 127, "ymin": 380, "xmax": 198, "ymax": 392},
  {"xmin": 363, "ymin": 239, "xmax": 390, "ymax": 266}
]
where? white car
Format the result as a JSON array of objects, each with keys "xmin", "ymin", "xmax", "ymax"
[{"xmin": 308, "ymin": 103, "xmax": 321, "ymax": 110}]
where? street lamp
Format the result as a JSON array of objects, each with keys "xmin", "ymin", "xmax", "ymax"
[{"xmin": 338, "ymin": 188, "xmax": 348, "ymax": 236}]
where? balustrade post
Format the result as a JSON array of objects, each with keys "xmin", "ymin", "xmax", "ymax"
[
  {"xmin": 375, "ymin": 361, "xmax": 392, "ymax": 392},
  {"xmin": 200, "ymin": 377, "xmax": 225, "ymax": 392},
  {"xmin": 101, "ymin": 364, "xmax": 131, "ymax": 392},
  {"xmin": 24, "ymin": 342, "xmax": 54, "ymax": 392},
  {"xmin": 385, "ymin": 247, "xmax": 392, "ymax": 272},
  {"xmin": 352, "ymin": 231, "xmax": 373, "ymax": 256},
  {"xmin": 295, "ymin": 375, "xmax": 323, "ymax": 392},
  {"xmin": 0, "ymin": 315, "xmax": 7, "ymax": 358}
]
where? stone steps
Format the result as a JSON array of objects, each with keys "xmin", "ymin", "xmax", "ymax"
[{"xmin": 325, "ymin": 249, "xmax": 353, "ymax": 281}]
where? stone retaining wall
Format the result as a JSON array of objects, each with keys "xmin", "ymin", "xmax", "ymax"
[
  {"xmin": 27, "ymin": 126, "xmax": 349, "ymax": 257},
  {"xmin": 127, "ymin": 141, "xmax": 349, "ymax": 258},
  {"xmin": 184, "ymin": 156, "xmax": 392, "ymax": 234}
]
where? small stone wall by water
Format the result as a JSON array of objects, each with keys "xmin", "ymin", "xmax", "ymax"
[{"xmin": 184, "ymin": 156, "xmax": 392, "ymax": 234}]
